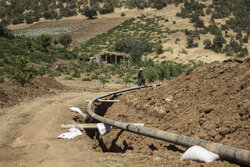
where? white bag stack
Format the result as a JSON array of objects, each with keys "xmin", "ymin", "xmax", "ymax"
[{"xmin": 180, "ymin": 145, "xmax": 220, "ymax": 163}]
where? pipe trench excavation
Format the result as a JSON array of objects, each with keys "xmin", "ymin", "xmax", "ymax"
[{"xmin": 86, "ymin": 84, "xmax": 250, "ymax": 166}]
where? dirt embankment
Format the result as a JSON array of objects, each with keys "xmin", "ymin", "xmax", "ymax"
[
  {"xmin": 0, "ymin": 76, "xmax": 68, "ymax": 108},
  {"xmin": 90, "ymin": 58, "xmax": 249, "ymax": 166}
]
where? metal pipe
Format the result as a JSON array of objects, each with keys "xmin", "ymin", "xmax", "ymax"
[{"xmin": 87, "ymin": 84, "xmax": 250, "ymax": 166}]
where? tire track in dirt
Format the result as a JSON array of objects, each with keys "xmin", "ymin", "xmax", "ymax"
[{"xmin": 0, "ymin": 91, "xmax": 105, "ymax": 167}]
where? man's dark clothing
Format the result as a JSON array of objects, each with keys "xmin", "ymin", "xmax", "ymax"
[{"xmin": 138, "ymin": 70, "xmax": 145, "ymax": 86}]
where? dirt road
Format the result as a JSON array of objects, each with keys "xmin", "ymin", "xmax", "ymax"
[{"xmin": 0, "ymin": 91, "xmax": 107, "ymax": 167}]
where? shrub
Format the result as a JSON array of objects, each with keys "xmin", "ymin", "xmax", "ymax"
[
  {"xmin": 99, "ymin": 3, "xmax": 114, "ymax": 14},
  {"xmin": 59, "ymin": 34, "xmax": 72, "ymax": 48},
  {"xmin": 144, "ymin": 67, "xmax": 158, "ymax": 83},
  {"xmin": 37, "ymin": 34, "xmax": 52, "ymax": 50},
  {"xmin": 99, "ymin": 76, "xmax": 109, "ymax": 88},
  {"xmin": 203, "ymin": 39, "xmax": 212, "ymax": 49},
  {"xmin": 82, "ymin": 77, "xmax": 92, "ymax": 81},
  {"xmin": 82, "ymin": 6, "xmax": 97, "ymax": 19},
  {"xmin": 243, "ymin": 35, "xmax": 248, "ymax": 43},
  {"xmin": 0, "ymin": 24, "xmax": 14, "ymax": 39},
  {"xmin": 6, "ymin": 56, "xmax": 37, "ymax": 86},
  {"xmin": 212, "ymin": 35, "xmax": 226, "ymax": 53},
  {"xmin": 123, "ymin": 73, "xmax": 132, "ymax": 86},
  {"xmin": 114, "ymin": 38, "xmax": 152, "ymax": 62},
  {"xmin": 156, "ymin": 44, "xmax": 164, "ymax": 54},
  {"xmin": 0, "ymin": 76, "xmax": 4, "ymax": 83},
  {"xmin": 186, "ymin": 35, "xmax": 198, "ymax": 48},
  {"xmin": 237, "ymin": 48, "xmax": 248, "ymax": 57},
  {"xmin": 72, "ymin": 69, "xmax": 81, "ymax": 78}
]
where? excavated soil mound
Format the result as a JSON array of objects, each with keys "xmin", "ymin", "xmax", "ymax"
[
  {"xmin": 0, "ymin": 76, "xmax": 68, "ymax": 108},
  {"xmin": 91, "ymin": 58, "xmax": 249, "ymax": 166}
]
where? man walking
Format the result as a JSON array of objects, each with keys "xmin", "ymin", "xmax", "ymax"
[{"xmin": 138, "ymin": 68, "xmax": 145, "ymax": 86}]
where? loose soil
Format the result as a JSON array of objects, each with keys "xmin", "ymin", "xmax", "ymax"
[
  {"xmin": 0, "ymin": 57, "xmax": 249, "ymax": 167},
  {"xmin": 91, "ymin": 57, "xmax": 250, "ymax": 167}
]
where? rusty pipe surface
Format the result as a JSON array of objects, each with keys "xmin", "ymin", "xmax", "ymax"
[{"xmin": 87, "ymin": 84, "xmax": 250, "ymax": 166}]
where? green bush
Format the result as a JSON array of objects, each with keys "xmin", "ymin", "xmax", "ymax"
[
  {"xmin": 99, "ymin": 76, "xmax": 109, "ymax": 88},
  {"xmin": 144, "ymin": 67, "xmax": 158, "ymax": 83},
  {"xmin": 82, "ymin": 6, "xmax": 97, "ymax": 19},
  {"xmin": 6, "ymin": 55, "xmax": 37, "ymax": 86},
  {"xmin": 156, "ymin": 44, "xmax": 164, "ymax": 54},
  {"xmin": 99, "ymin": 3, "xmax": 114, "ymax": 14},
  {"xmin": 72, "ymin": 69, "xmax": 81, "ymax": 78},
  {"xmin": 59, "ymin": 35, "xmax": 72, "ymax": 48},
  {"xmin": 114, "ymin": 38, "xmax": 152, "ymax": 62},
  {"xmin": 82, "ymin": 77, "xmax": 92, "ymax": 81},
  {"xmin": 203, "ymin": 39, "xmax": 212, "ymax": 49},
  {"xmin": 0, "ymin": 76, "xmax": 4, "ymax": 83},
  {"xmin": 212, "ymin": 35, "xmax": 226, "ymax": 53}
]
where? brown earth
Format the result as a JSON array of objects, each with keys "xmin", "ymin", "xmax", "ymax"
[
  {"xmin": 91, "ymin": 57, "xmax": 250, "ymax": 167},
  {"xmin": 0, "ymin": 58, "xmax": 249, "ymax": 167},
  {"xmin": 0, "ymin": 76, "xmax": 68, "ymax": 108}
]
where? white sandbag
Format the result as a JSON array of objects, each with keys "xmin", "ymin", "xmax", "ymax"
[
  {"xmin": 57, "ymin": 127, "xmax": 82, "ymax": 139},
  {"xmin": 97, "ymin": 123, "xmax": 112, "ymax": 135},
  {"xmin": 70, "ymin": 107, "xmax": 87, "ymax": 118},
  {"xmin": 180, "ymin": 145, "xmax": 220, "ymax": 163}
]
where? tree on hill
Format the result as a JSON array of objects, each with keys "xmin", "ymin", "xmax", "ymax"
[
  {"xmin": 99, "ymin": 3, "xmax": 114, "ymax": 14},
  {"xmin": 37, "ymin": 34, "xmax": 52, "ymax": 51},
  {"xmin": 82, "ymin": 6, "xmax": 97, "ymax": 19},
  {"xmin": 6, "ymin": 55, "xmax": 37, "ymax": 86},
  {"xmin": 212, "ymin": 35, "xmax": 226, "ymax": 53},
  {"xmin": 0, "ymin": 24, "xmax": 14, "ymax": 39},
  {"xmin": 59, "ymin": 35, "xmax": 72, "ymax": 48}
]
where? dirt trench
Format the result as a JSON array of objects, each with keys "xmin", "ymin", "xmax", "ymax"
[{"xmin": 87, "ymin": 58, "xmax": 250, "ymax": 167}]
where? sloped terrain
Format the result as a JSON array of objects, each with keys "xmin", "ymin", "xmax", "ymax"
[
  {"xmin": 0, "ymin": 76, "xmax": 68, "ymax": 108},
  {"xmin": 91, "ymin": 57, "xmax": 250, "ymax": 166}
]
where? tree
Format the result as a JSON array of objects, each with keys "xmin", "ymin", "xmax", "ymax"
[
  {"xmin": 144, "ymin": 67, "xmax": 158, "ymax": 83},
  {"xmin": 203, "ymin": 39, "xmax": 212, "ymax": 49},
  {"xmin": 212, "ymin": 35, "xmax": 226, "ymax": 53},
  {"xmin": 6, "ymin": 56, "xmax": 37, "ymax": 86},
  {"xmin": 123, "ymin": 73, "xmax": 132, "ymax": 86},
  {"xmin": 59, "ymin": 35, "xmax": 72, "ymax": 48},
  {"xmin": 99, "ymin": 3, "xmax": 114, "ymax": 14},
  {"xmin": 237, "ymin": 48, "xmax": 248, "ymax": 58},
  {"xmin": 37, "ymin": 34, "xmax": 52, "ymax": 50},
  {"xmin": 186, "ymin": 35, "xmax": 198, "ymax": 48},
  {"xmin": 99, "ymin": 76, "xmax": 109, "ymax": 88},
  {"xmin": 0, "ymin": 23, "xmax": 14, "ymax": 39},
  {"xmin": 114, "ymin": 38, "xmax": 152, "ymax": 63},
  {"xmin": 82, "ymin": 6, "xmax": 97, "ymax": 19}
]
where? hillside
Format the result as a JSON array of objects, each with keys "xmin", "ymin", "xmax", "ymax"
[
  {"xmin": 4, "ymin": 0, "xmax": 249, "ymax": 65},
  {"xmin": 0, "ymin": 1, "xmax": 249, "ymax": 166}
]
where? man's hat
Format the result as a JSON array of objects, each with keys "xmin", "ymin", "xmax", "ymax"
[{"xmin": 139, "ymin": 68, "xmax": 143, "ymax": 71}]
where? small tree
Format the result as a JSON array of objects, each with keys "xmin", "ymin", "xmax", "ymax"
[
  {"xmin": 59, "ymin": 35, "xmax": 72, "ymax": 48},
  {"xmin": 6, "ymin": 56, "xmax": 37, "ymax": 86},
  {"xmin": 82, "ymin": 6, "xmax": 97, "ymax": 19},
  {"xmin": 38, "ymin": 34, "xmax": 52, "ymax": 50},
  {"xmin": 212, "ymin": 35, "xmax": 226, "ymax": 53},
  {"xmin": 186, "ymin": 35, "xmax": 198, "ymax": 48},
  {"xmin": 144, "ymin": 67, "xmax": 158, "ymax": 84},
  {"xmin": 123, "ymin": 73, "xmax": 132, "ymax": 86},
  {"xmin": 99, "ymin": 76, "xmax": 109, "ymax": 88},
  {"xmin": 156, "ymin": 44, "xmax": 164, "ymax": 54},
  {"xmin": 203, "ymin": 39, "xmax": 212, "ymax": 49}
]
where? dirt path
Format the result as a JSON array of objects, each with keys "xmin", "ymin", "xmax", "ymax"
[{"xmin": 0, "ymin": 91, "xmax": 106, "ymax": 167}]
